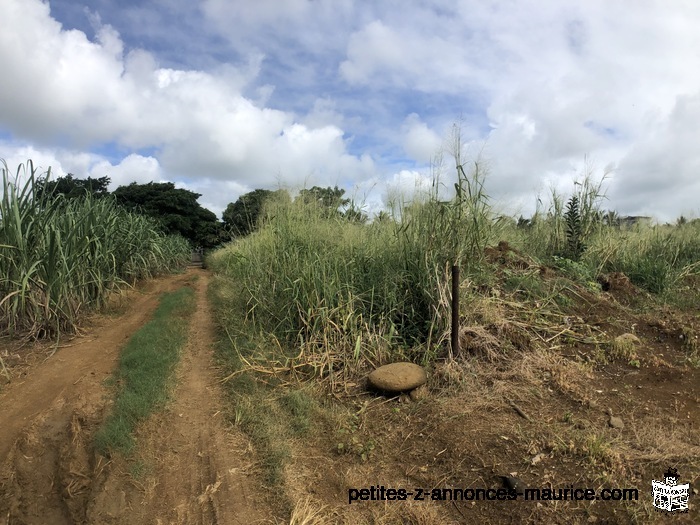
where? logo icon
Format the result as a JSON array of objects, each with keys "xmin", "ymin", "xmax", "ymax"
[{"xmin": 651, "ymin": 467, "xmax": 689, "ymax": 512}]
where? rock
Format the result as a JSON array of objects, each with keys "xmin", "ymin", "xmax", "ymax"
[
  {"xmin": 610, "ymin": 333, "xmax": 641, "ymax": 361},
  {"xmin": 598, "ymin": 272, "xmax": 634, "ymax": 293},
  {"xmin": 409, "ymin": 384, "xmax": 429, "ymax": 402},
  {"xmin": 368, "ymin": 362, "xmax": 427, "ymax": 393},
  {"xmin": 608, "ymin": 416, "xmax": 624, "ymax": 430},
  {"xmin": 499, "ymin": 475, "xmax": 525, "ymax": 492}
]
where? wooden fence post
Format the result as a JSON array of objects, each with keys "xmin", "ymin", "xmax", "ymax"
[{"xmin": 451, "ymin": 264, "xmax": 460, "ymax": 357}]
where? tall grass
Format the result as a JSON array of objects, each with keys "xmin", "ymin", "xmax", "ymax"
[
  {"xmin": 0, "ymin": 160, "xmax": 191, "ymax": 339},
  {"xmin": 507, "ymin": 168, "xmax": 700, "ymax": 295},
  {"xmin": 584, "ymin": 221, "xmax": 700, "ymax": 294},
  {"xmin": 521, "ymin": 171, "xmax": 608, "ymax": 261},
  {"xmin": 210, "ymin": 157, "xmax": 501, "ymax": 372},
  {"xmin": 210, "ymin": 150, "xmax": 700, "ymax": 378}
]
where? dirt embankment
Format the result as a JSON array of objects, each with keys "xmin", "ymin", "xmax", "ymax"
[{"xmin": 0, "ymin": 269, "xmax": 271, "ymax": 525}]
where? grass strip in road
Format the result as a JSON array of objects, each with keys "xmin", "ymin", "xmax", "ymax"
[{"xmin": 94, "ymin": 286, "xmax": 195, "ymax": 456}]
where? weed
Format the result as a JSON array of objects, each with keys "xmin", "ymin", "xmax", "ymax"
[
  {"xmin": 608, "ymin": 334, "xmax": 640, "ymax": 362},
  {"xmin": 280, "ymin": 389, "xmax": 315, "ymax": 436},
  {"xmin": 564, "ymin": 195, "xmax": 585, "ymax": 260},
  {"xmin": 285, "ymin": 497, "xmax": 332, "ymax": 525},
  {"xmin": 93, "ymin": 287, "xmax": 195, "ymax": 456},
  {"xmin": 129, "ymin": 459, "xmax": 150, "ymax": 480}
]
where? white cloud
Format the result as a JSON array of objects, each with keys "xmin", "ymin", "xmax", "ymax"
[
  {"xmin": 0, "ymin": 0, "xmax": 375, "ymax": 210},
  {"xmin": 92, "ymin": 154, "xmax": 165, "ymax": 189},
  {"xmin": 340, "ymin": 18, "xmax": 489, "ymax": 93},
  {"xmin": 0, "ymin": 144, "xmax": 68, "ymax": 181},
  {"xmin": 383, "ymin": 169, "xmax": 435, "ymax": 209},
  {"xmin": 401, "ymin": 114, "xmax": 442, "ymax": 164},
  {"xmin": 2, "ymin": 0, "xmax": 700, "ymax": 222},
  {"xmin": 201, "ymin": 0, "xmax": 354, "ymax": 52},
  {"xmin": 611, "ymin": 91, "xmax": 700, "ymax": 221}
]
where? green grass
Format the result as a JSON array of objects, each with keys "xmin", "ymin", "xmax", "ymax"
[
  {"xmin": 207, "ymin": 277, "xmax": 322, "ymax": 490},
  {"xmin": 93, "ymin": 286, "xmax": 195, "ymax": 456},
  {"xmin": 279, "ymin": 389, "xmax": 316, "ymax": 436},
  {"xmin": 211, "ymin": 322, "xmax": 293, "ymax": 485}
]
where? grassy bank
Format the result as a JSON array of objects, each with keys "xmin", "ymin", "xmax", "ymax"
[
  {"xmin": 209, "ymin": 162, "xmax": 504, "ymax": 384},
  {"xmin": 94, "ymin": 286, "xmax": 195, "ymax": 456}
]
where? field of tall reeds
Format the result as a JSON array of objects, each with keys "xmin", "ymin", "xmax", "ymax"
[
  {"xmin": 517, "ymin": 174, "xmax": 700, "ymax": 294},
  {"xmin": 0, "ymin": 160, "xmax": 191, "ymax": 340},
  {"xmin": 210, "ymin": 157, "xmax": 700, "ymax": 376},
  {"xmin": 210, "ymin": 158, "xmax": 506, "ymax": 377}
]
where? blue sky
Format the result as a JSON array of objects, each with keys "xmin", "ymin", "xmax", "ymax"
[{"xmin": 1, "ymin": 0, "xmax": 699, "ymax": 221}]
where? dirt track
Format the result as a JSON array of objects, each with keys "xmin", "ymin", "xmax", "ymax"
[{"xmin": 0, "ymin": 269, "xmax": 269, "ymax": 524}]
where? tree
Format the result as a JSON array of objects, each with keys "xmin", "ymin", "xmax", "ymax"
[
  {"xmin": 113, "ymin": 182, "xmax": 222, "ymax": 248},
  {"xmin": 298, "ymin": 186, "xmax": 349, "ymax": 218},
  {"xmin": 374, "ymin": 211, "xmax": 392, "ymax": 224},
  {"xmin": 343, "ymin": 205, "xmax": 369, "ymax": 224},
  {"xmin": 36, "ymin": 173, "xmax": 111, "ymax": 200},
  {"xmin": 222, "ymin": 189, "xmax": 276, "ymax": 237},
  {"xmin": 296, "ymin": 185, "xmax": 370, "ymax": 222}
]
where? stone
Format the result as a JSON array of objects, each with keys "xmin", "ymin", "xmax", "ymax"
[
  {"xmin": 610, "ymin": 333, "xmax": 641, "ymax": 361},
  {"xmin": 608, "ymin": 416, "xmax": 624, "ymax": 430},
  {"xmin": 409, "ymin": 384, "xmax": 429, "ymax": 402},
  {"xmin": 367, "ymin": 362, "xmax": 427, "ymax": 393}
]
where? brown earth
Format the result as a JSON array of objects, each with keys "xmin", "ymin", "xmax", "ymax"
[{"xmin": 0, "ymin": 269, "xmax": 275, "ymax": 524}]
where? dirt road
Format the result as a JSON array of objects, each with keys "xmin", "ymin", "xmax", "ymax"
[{"xmin": 0, "ymin": 269, "xmax": 271, "ymax": 524}]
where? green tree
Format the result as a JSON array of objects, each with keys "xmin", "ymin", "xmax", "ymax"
[
  {"xmin": 36, "ymin": 173, "xmax": 111, "ymax": 200},
  {"xmin": 296, "ymin": 185, "xmax": 369, "ymax": 222},
  {"xmin": 113, "ymin": 182, "xmax": 222, "ymax": 248},
  {"xmin": 343, "ymin": 203, "xmax": 369, "ymax": 223},
  {"xmin": 222, "ymin": 189, "xmax": 276, "ymax": 237},
  {"xmin": 298, "ymin": 186, "xmax": 349, "ymax": 218}
]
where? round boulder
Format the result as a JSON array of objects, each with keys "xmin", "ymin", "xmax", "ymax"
[{"xmin": 368, "ymin": 362, "xmax": 427, "ymax": 393}]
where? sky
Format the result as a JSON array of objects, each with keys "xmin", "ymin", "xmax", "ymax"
[{"xmin": 1, "ymin": 0, "xmax": 699, "ymax": 222}]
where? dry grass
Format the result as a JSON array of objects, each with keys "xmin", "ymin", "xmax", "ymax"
[
  {"xmin": 285, "ymin": 497, "xmax": 334, "ymax": 525},
  {"xmin": 609, "ymin": 333, "xmax": 640, "ymax": 361}
]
